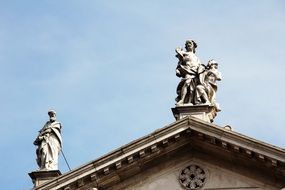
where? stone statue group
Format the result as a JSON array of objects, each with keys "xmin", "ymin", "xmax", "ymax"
[
  {"xmin": 32, "ymin": 39, "xmax": 221, "ymax": 172},
  {"xmin": 175, "ymin": 39, "xmax": 222, "ymax": 111}
]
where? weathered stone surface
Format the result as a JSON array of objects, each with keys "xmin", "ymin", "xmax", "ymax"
[
  {"xmin": 107, "ymin": 156, "xmax": 277, "ymax": 190},
  {"xmin": 175, "ymin": 39, "xmax": 202, "ymax": 106},
  {"xmin": 30, "ymin": 117, "xmax": 285, "ymax": 190},
  {"xmin": 33, "ymin": 110, "xmax": 62, "ymax": 171},
  {"xmin": 175, "ymin": 39, "xmax": 222, "ymax": 121},
  {"xmin": 172, "ymin": 104, "xmax": 217, "ymax": 122},
  {"xmin": 29, "ymin": 170, "xmax": 61, "ymax": 188}
]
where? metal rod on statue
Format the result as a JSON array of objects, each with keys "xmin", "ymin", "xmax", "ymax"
[{"xmin": 61, "ymin": 149, "xmax": 71, "ymax": 171}]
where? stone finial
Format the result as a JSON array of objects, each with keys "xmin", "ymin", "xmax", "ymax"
[{"xmin": 223, "ymin": 125, "xmax": 233, "ymax": 131}]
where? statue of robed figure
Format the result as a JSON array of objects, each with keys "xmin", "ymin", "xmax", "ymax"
[
  {"xmin": 175, "ymin": 39, "xmax": 222, "ymax": 112},
  {"xmin": 33, "ymin": 110, "xmax": 62, "ymax": 171}
]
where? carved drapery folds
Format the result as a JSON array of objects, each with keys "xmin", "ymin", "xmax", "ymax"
[
  {"xmin": 33, "ymin": 110, "xmax": 62, "ymax": 171},
  {"xmin": 175, "ymin": 39, "xmax": 222, "ymax": 112}
]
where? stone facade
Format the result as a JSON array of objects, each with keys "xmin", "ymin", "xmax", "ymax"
[
  {"xmin": 108, "ymin": 157, "xmax": 277, "ymax": 190},
  {"xmin": 30, "ymin": 116, "xmax": 285, "ymax": 190},
  {"xmin": 29, "ymin": 39, "xmax": 284, "ymax": 189}
]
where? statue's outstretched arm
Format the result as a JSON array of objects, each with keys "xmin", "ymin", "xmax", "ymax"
[{"xmin": 175, "ymin": 47, "xmax": 184, "ymax": 59}]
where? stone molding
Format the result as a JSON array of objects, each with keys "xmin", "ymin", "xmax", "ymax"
[
  {"xmin": 32, "ymin": 117, "xmax": 285, "ymax": 190},
  {"xmin": 29, "ymin": 170, "xmax": 61, "ymax": 188},
  {"xmin": 172, "ymin": 105, "xmax": 217, "ymax": 122}
]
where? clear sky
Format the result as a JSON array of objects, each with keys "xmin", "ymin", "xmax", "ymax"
[{"xmin": 0, "ymin": 1, "xmax": 285, "ymax": 189}]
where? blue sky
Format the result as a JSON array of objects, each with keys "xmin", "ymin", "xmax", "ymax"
[{"xmin": 0, "ymin": 1, "xmax": 285, "ymax": 189}]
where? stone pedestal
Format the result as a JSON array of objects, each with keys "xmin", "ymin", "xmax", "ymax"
[
  {"xmin": 171, "ymin": 105, "xmax": 217, "ymax": 122},
  {"xmin": 29, "ymin": 170, "xmax": 61, "ymax": 188}
]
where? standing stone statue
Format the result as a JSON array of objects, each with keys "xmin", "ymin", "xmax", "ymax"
[
  {"xmin": 175, "ymin": 39, "xmax": 203, "ymax": 106},
  {"xmin": 175, "ymin": 39, "xmax": 222, "ymax": 109},
  {"xmin": 33, "ymin": 110, "xmax": 62, "ymax": 170}
]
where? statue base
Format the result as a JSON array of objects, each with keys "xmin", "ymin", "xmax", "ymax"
[
  {"xmin": 29, "ymin": 170, "xmax": 61, "ymax": 187},
  {"xmin": 171, "ymin": 104, "xmax": 218, "ymax": 122}
]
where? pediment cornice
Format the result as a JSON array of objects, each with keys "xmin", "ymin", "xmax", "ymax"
[{"xmin": 33, "ymin": 117, "xmax": 285, "ymax": 190}]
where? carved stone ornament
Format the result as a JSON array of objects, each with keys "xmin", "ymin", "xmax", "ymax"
[
  {"xmin": 175, "ymin": 39, "xmax": 222, "ymax": 112},
  {"xmin": 33, "ymin": 110, "xmax": 62, "ymax": 171},
  {"xmin": 179, "ymin": 165, "xmax": 206, "ymax": 190}
]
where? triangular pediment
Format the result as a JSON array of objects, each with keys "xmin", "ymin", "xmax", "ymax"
[
  {"xmin": 110, "ymin": 158, "xmax": 271, "ymax": 190},
  {"xmin": 33, "ymin": 117, "xmax": 285, "ymax": 190}
]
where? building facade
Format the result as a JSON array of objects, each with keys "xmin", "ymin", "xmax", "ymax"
[{"xmin": 29, "ymin": 113, "xmax": 285, "ymax": 190}]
